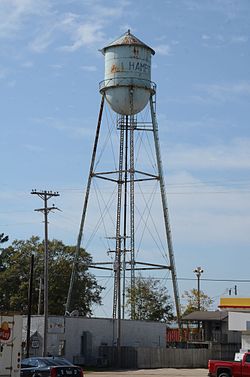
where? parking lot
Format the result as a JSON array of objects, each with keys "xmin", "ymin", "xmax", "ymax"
[{"xmin": 88, "ymin": 368, "xmax": 208, "ymax": 377}]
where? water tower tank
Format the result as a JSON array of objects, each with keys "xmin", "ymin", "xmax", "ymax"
[{"xmin": 99, "ymin": 30, "xmax": 155, "ymax": 115}]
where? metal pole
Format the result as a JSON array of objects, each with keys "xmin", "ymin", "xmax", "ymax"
[
  {"xmin": 31, "ymin": 189, "xmax": 60, "ymax": 356},
  {"xmin": 37, "ymin": 277, "xmax": 42, "ymax": 315},
  {"xmin": 149, "ymin": 95, "xmax": 182, "ymax": 330},
  {"xmin": 114, "ymin": 124, "xmax": 124, "ymax": 367},
  {"xmin": 129, "ymin": 90, "xmax": 136, "ymax": 320},
  {"xmin": 193, "ymin": 267, "xmax": 203, "ymax": 311},
  {"xmin": 122, "ymin": 116, "xmax": 129, "ymax": 319},
  {"xmin": 194, "ymin": 266, "xmax": 203, "ymax": 336},
  {"xmin": 43, "ymin": 194, "xmax": 48, "ymax": 357},
  {"xmin": 129, "ymin": 114, "xmax": 135, "ymax": 319},
  {"xmin": 117, "ymin": 237, "xmax": 121, "ymax": 368},
  {"xmin": 197, "ymin": 273, "xmax": 200, "ymax": 311},
  {"xmin": 65, "ymin": 95, "xmax": 104, "ymax": 314},
  {"xmin": 26, "ymin": 253, "xmax": 34, "ymax": 358}
]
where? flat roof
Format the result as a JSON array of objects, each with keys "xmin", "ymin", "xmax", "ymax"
[{"xmin": 182, "ymin": 310, "xmax": 228, "ymax": 321}]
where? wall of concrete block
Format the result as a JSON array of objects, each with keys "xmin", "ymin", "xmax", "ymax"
[
  {"xmin": 25, "ymin": 315, "xmax": 166, "ymax": 364},
  {"xmin": 24, "ymin": 316, "xmax": 238, "ymax": 368},
  {"xmin": 64, "ymin": 316, "xmax": 165, "ymax": 364}
]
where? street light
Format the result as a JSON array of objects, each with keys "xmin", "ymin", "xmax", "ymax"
[{"xmin": 193, "ymin": 267, "xmax": 204, "ymax": 311}]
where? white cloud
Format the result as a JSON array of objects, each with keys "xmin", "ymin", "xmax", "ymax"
[
  {"xmin": 231, "ymin": 35, "xmax": 248, "ymax": 43},
  {"xmin": 119, "ymin": 24, "xmax": 133, "ymax": 34},
  {"xmin": 90, "ymin": 2, "xmax": 127, "ymax": 19},
  {"xmin": 172, "ymin": 204, "xmax": 250, "ymax": 245},
  {"xmin": 164, "ymin": 138, "xmax": 250, "ymax": 171},
  {"xmin": 29, "ymin": 27, "xmax": 56, "ymax": 53},
  {"xmin": 197, "ymin": 82, "xmax": 250, "ymax": 102},
  {"xmin": 7, "ymin": 80, "xmax": 16, "ymax": 88},
  {"xmin": 21, "ymin": 61, "xmax": 34, "ymax": 68},
  {"xmin": 80, "ymin": 65, "xmax": 97, "ymax": 72},
  {"xmin": 202, "ymin": 32, "xmax": 249, "ymax": 48},
  {"xmin": 164, "ymin": 79, "xmax": 250, "ymax": 105},
  {"xmin": 0, "ymin": 67, "xmax": 9, "ymax": 79},
  {"xmin": 166, "ymin": 171, "xmax": 250, "ymax": 246},
  {"xmin": 49, "ymin": 64, "xmax": 63, "ymax": 69},
  {"xmin": 0, "ymin": 0, "xmax": 51, "ymax": 39},
  {"xmin": 59, "ymin": 2, "xmax": 130, "ymax": 52},
  {"xmin": 202, "ymin": 34, "xmax": 210, "ymax": 40},
  {"xmin": 0, "ymin": 1, "xmax": 130, "ymax": 53},
  {"xmin": 183, "ymin": 0, "xmax": 249, "ymax": 20},
  {"xmin": 61, "ymin": 22, "xmax": 105, "ymax": 52},
  {"xmin": 32, "ymin": 116, "xmax": 95, "ymax": 139},
  {"xmin": 23, "ymin": 144, "xmax": 44, "ymax": 153},
  {"xmin": 153, "ymin": 44, "xmax": 171, "ymax": 56}
]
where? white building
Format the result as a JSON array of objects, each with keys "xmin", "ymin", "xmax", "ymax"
[
  {"xmin": 229, "ymin": 311, "xmax": 250, "ymax": 351},
  {"xmin": 23, "ymin": 315, "xmax": 166, "ymax": 366}
]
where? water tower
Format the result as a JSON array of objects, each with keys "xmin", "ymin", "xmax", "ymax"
[
  {"xmin": 99, "ymin": 30, "xmax": 155, "ymax": 115},
  {"xmin": 66, "ymin": 30, "xmax": 181, "ymax": 337}
]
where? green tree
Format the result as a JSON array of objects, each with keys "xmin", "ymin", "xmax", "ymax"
[
  {"xmin": 0, "ymin": 233, "xmax": 8, "ymax": 244},
  {"xmin": 0, "ymin": 233, "xmax": 8, "ymax": 272},
  {"xmin": 126, "ymin": 275, "xmax": 174, "ymax": 323},
  {"xmin": 0, "ymin": 236, "xmax": 104, "ymax": 315},
  {"xmin": 182, "ymin": 288, "xmax": 213, "ymax": 315}
]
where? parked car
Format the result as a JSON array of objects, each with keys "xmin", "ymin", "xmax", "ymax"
[{"xmin": 21, "ymin": 357, "xmax": 84, "ymax": 377}]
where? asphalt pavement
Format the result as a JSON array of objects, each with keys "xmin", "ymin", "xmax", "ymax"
[{"xmin": 87, "ymin": 369, "xmax": 208, "ymax": 376}]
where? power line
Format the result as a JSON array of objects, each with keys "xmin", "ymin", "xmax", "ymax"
[
  {"xmin": 2, "ymin": 176, "xmax": 250, "ymax": 194},
  {"xmin": 0, "ymin": 271, "xmax": 250, "ymax": 283}
]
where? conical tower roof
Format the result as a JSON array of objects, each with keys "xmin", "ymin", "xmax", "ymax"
[{"xmin": 101, "ymin": 30, "xmax": 155, "ymax": 55}]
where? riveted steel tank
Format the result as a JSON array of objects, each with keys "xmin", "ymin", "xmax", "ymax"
[{"xmin": 99, "ymin": 30, "xmax": 155, "ymax": 115}]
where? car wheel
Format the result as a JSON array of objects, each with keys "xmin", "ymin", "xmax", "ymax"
[{"xmin": 218, "ymin": 373, "xmax": 230, "ymax": 377}]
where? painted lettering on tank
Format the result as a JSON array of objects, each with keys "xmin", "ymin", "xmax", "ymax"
[
  {"xmin": 111, "ymin": 62, "xmax": 124, "ymax": 73},
  {"xmin": 128, "ymin": 61, "xmax": 150, "ymax": 73},
  {"xmin": 133, "ymin": 47, "xmax": 139, "ymax": 58}
]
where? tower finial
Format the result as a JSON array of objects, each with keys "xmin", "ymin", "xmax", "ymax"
[{"xmin": 128, "ymin": 29, "xmax": 130, "ymax": 35}]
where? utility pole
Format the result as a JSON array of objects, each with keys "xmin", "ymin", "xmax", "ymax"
[
  {"xmin": 37, "ymin": 277, "xmax": 43, "ymax": 315},
  {"xmin": 193, "ymin": 266, "xmax": 204, "ymax": 311},
  {"xmin": 194, "ymin": 266, "xmax": 204, "ymax": 338},
  {"xmin": 26, "ymin": 253, "xmax": 34, "ymax": 358},
  {"xmin": 31, "ymin": 190, "xmax": 60, "ymax": 357}
]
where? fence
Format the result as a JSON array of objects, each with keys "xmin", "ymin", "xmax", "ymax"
[
  {"xmin": 98, "ymin": 344, "xmax": 239, "ymax": 369},
  {"xmin": 137, "ymin": 347, "xmax": 209, "ymax": 368}
]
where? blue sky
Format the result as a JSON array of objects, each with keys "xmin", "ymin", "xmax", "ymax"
[{"xmin": 1, "ymin": 0, "xmax": 250, "ymax": 317}]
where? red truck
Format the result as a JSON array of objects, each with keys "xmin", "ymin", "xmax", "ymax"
[{"xmin": 208, "ymin": 352, "xmax": 250, "ymax": 377}]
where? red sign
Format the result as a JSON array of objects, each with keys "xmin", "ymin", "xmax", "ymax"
[{"xmin": 0, "ymin": 321, "xmax": 11, "ymax": 341}]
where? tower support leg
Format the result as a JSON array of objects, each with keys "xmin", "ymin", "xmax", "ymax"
[
  {"xmin": 65, "ymin": 95, "xmax": 105, "ymax": 314},
  {"xmin": 149, "ymin": 94, "xmax": 182, "ymax": 330},
  {"xmin": 129, "ymin": 115, "xmax": 136, "ymax": 319}
]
